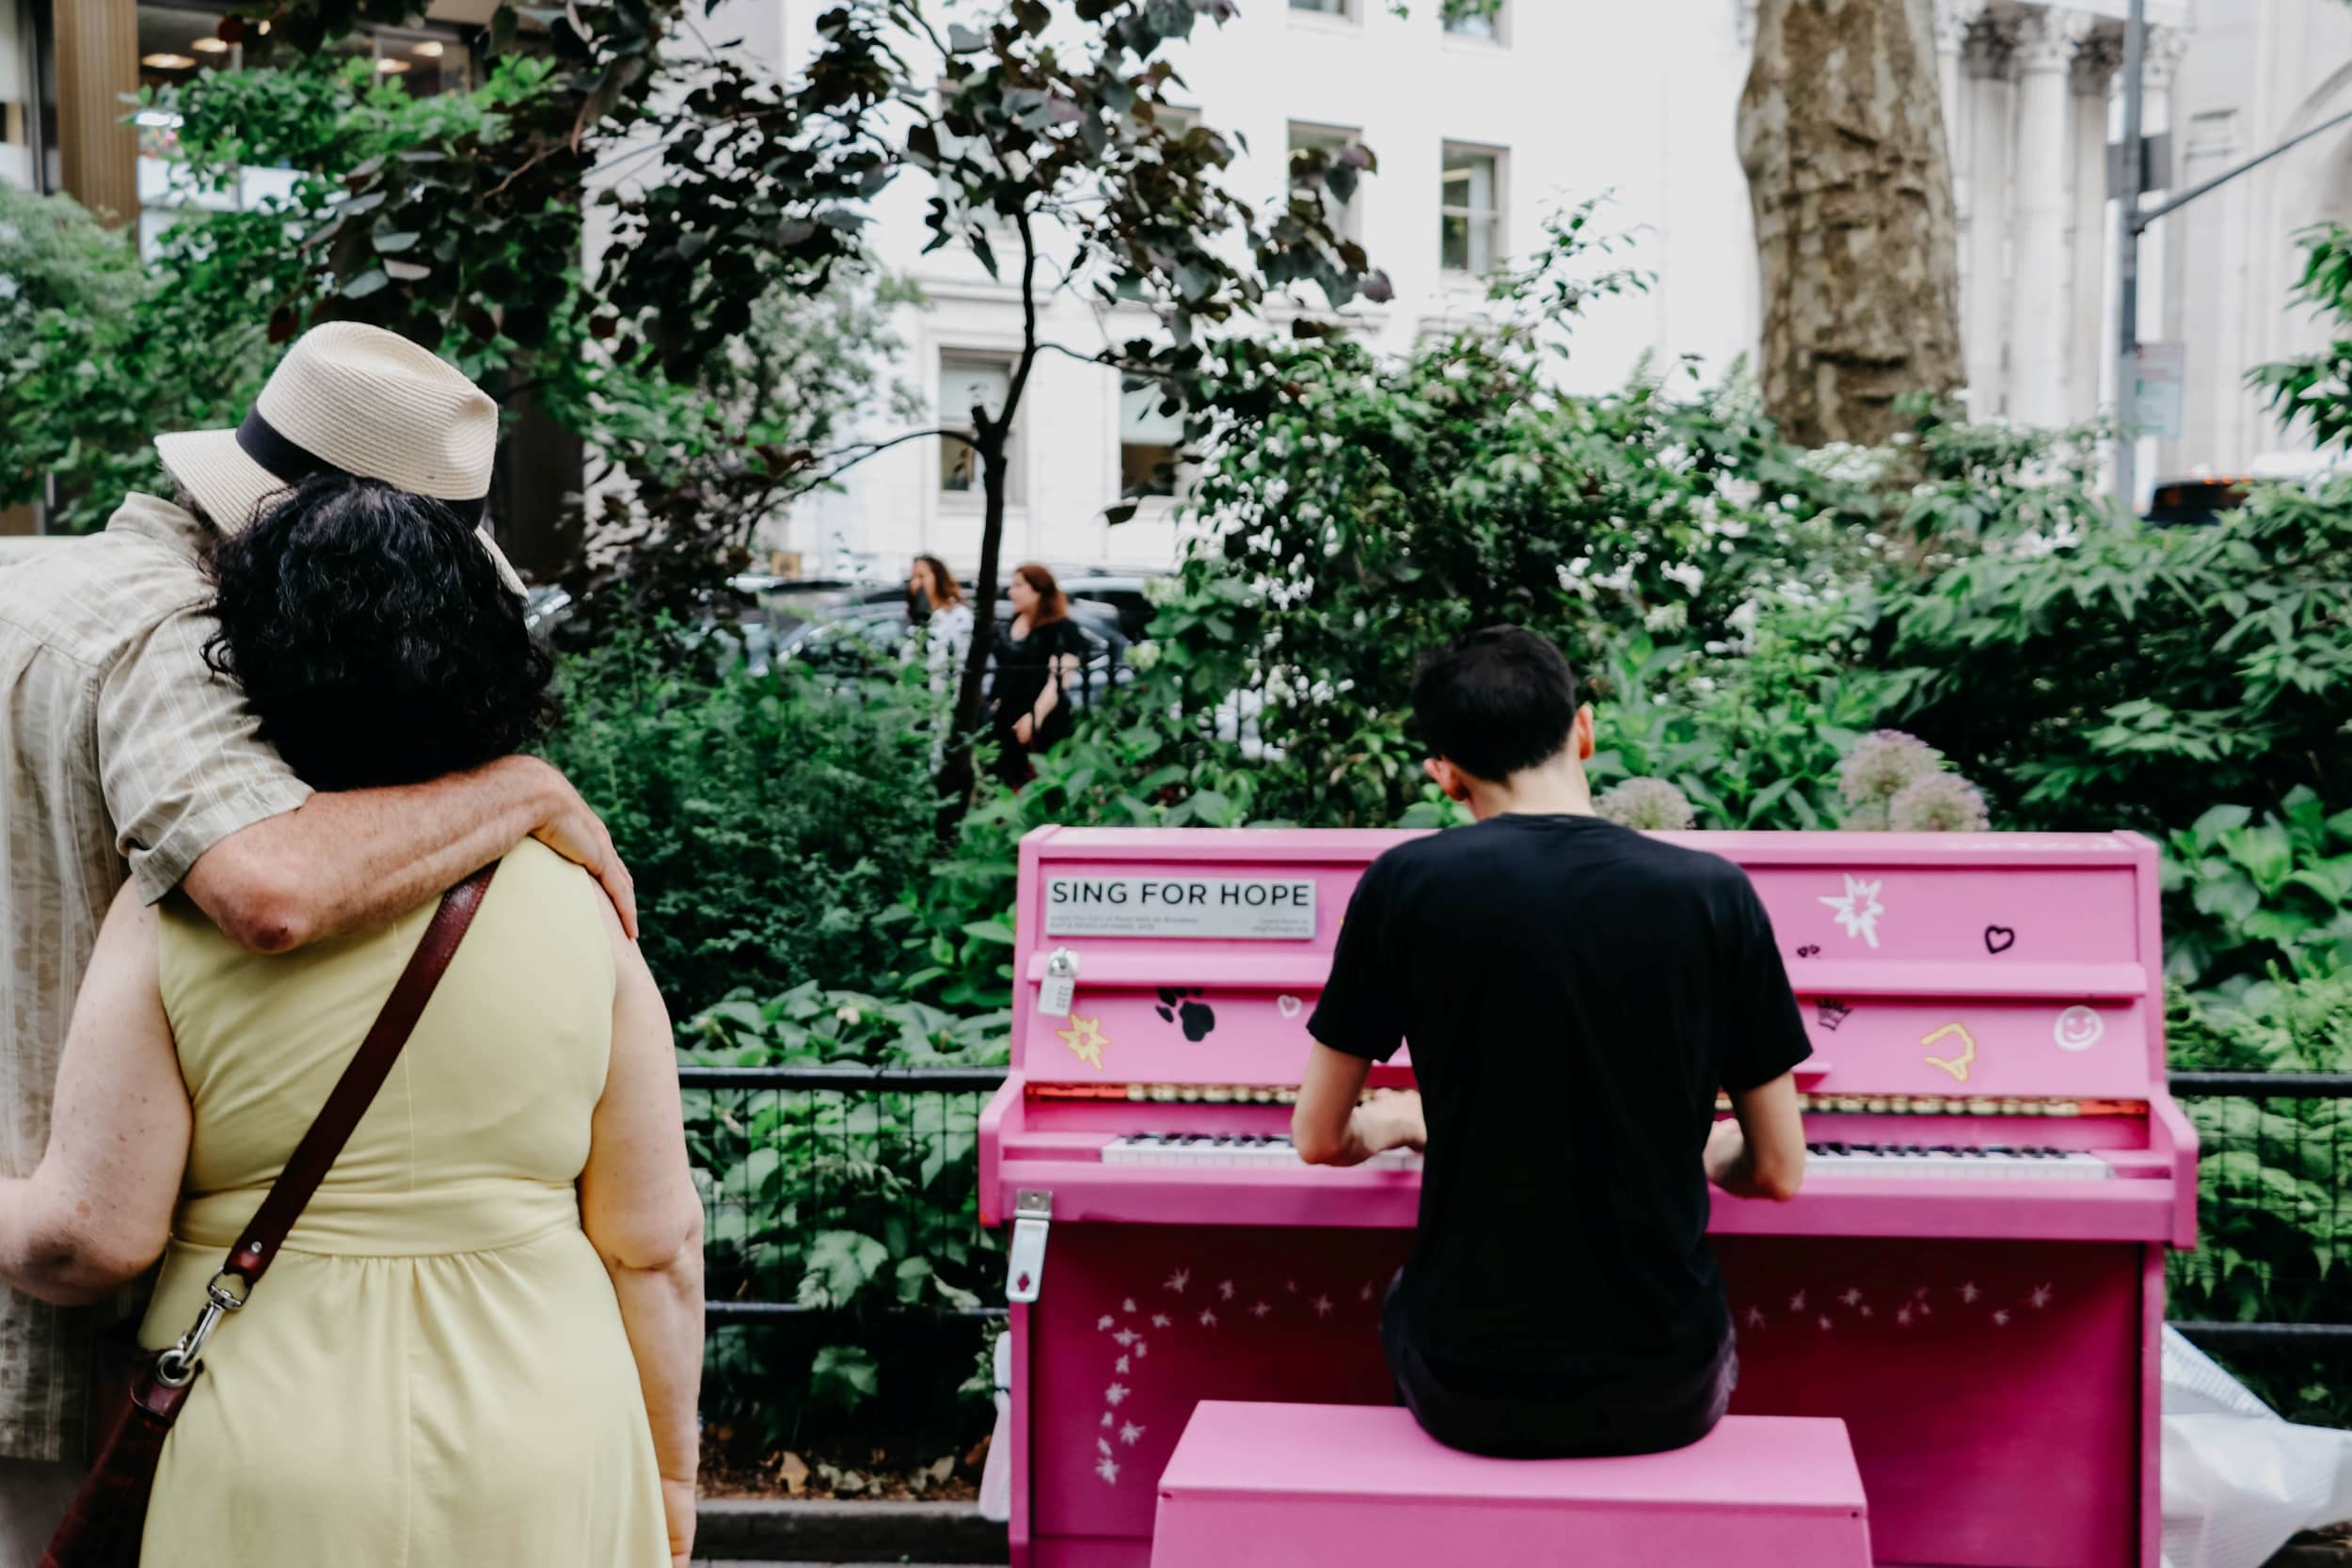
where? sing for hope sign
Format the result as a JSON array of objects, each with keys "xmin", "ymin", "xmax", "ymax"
[{"xmin": 1043, "ymin": 876, "xmax": 1318, "ymax": 940}]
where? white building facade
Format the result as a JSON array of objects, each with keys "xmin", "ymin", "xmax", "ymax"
[{"xmin": 734, "ymin": 0, "xmax": 2350, "ymax": 582}]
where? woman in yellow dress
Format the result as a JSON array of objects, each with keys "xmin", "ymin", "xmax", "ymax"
[{"xmin": 0, "ymin": 473, "xmax": 702, "ymax": 1565}]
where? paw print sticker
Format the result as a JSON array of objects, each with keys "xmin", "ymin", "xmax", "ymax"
[{"xmin": 1156, "ymin": 988, "xmax": 1216, "ymax": 1042}]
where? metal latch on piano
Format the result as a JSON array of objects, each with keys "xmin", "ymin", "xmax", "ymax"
[{"xmin": 1006, "ymin": 1189, "xmax": 1053, "ymax": 1304}]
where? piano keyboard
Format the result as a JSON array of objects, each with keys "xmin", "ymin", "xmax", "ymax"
[
  {"xmin": 1803, "ymin": 1142, "xmax": 2111, "ymax": 1180},
  {"xmin": 1104, "ymin": 1132, "xmax": 1422, "ymax": 1170},
  {"xmin": 1101, "ymin": 1134, "xmax": 2110, "ymax": 1181}
]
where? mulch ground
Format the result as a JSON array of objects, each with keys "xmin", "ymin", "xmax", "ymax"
[{"xmin": 700, "ymin": 1429, "xmax": 989, "ymax": 1502}]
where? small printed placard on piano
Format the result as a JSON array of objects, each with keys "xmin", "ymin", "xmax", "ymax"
[{"xmin": 1044, "ymin": 875, "xmax": 1318, "ymax": 940}]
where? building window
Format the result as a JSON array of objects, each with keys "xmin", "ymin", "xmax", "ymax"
[
  {"xmin": 133, "ymin": 8, "xmax": 470, "ymax": 255},
  {"xmin": 939, "ymin": 353, "xmax": 1021, "ymax": 503},
  {"xmin": 1289, "ymin": 0, "xmax": 1352, "ymax": 16},
  {"xmin": 1439, "ymin": 143, "xmax": 1504, "ymax": 277},
  {"xmin": 1442, "ymin": 2, "xmax": 1506, "ymax": 41},
  {"xmin": 1120, "ymin": 382, "xmax": 1185, "ymax": 500},
  {"xmin": 1288, "ymin": 121, "xmax": 1364, "ymax": 243}
]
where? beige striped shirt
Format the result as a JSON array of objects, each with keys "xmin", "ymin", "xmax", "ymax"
[{"xmin": 0, "ymin": 494, "xmax": 311, "ymax": 1461}]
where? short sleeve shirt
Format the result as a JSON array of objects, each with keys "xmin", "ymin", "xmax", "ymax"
[
  {"xmin": 0, "ymin": 494, "xmax": 311, "ymax": 1460},
  {"xmin": 1310, "ymin": 815, "xmax": 1811, "ymax": 1382}
]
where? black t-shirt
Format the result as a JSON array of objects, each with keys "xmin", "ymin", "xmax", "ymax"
[{"xmin": 1310, "ymin": 815, "xmax": 1812, "ymax": 1383}]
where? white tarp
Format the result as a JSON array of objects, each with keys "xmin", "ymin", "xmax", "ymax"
[{"xmin": 2164, "ymin": 1327, "xmax": 2352, "ymax": 1568}]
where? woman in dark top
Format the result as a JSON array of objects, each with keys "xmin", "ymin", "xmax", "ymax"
[{"xmin": 988, "ymin": 562, "xmax": 1088, "ymax": 789}]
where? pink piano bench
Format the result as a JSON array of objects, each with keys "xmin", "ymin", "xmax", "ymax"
[{"xmin": 1148, "ymin": 1402, "xmax": 1872, "ymax": 1568}]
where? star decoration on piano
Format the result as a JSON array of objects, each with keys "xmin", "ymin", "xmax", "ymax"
[
  {"xmin": 1992, "ymin": 1309, "xmax": 2012, "ymax": 1327},
  {"xmin": 1896, "ymin": 1306, "xmax": 1915, "ymax": 1327},
  {"xmin": 1115, "ymin": 1356, "xmax": 1130, "ymax": 1374},
  {"xmin": 1122, "ymin": 1298, "xmax": 1138, "ymax": 1313},
  {"xmin": 1251, "ymin": 1301, "xmax": 1273, "ymax": 1319},
  {"xmin": 1820, "ymin": 876, "xmax": 1886, "ymax": 950},
  {"xmin": 1312, "ymin": 1293, "xmax": 1335, "ymax": 1318},
  {"xmin": 1959, "ymin": 1282, "xmax": 1981, "ymax": 1305},
  {"xmin": 1165, "ymin": 1268, "xmax": 1191, "ymax": 1294},
  {"xmin": 1102, "ymin": 1412, "xmax": 1114, "ymax": 1428},
  {"xmin": 1057, "ymin": 1016, "xmax": 1112, "ymax": 1072},
  {"xmin": 1743, "ymin": 1307, "xmax": 1767, "ymax": 1330},
  {"xmin": 1096, "ymin": 1456, "xmax": 1120, "ymax": 1484},
  {"xmin": 1199, "ymin": 1308, "xmax": 1218, "ymax": 1328},
  {"xmin": 1218, "ymin": 1280, "xmax": 1235, "ymax": 1301},
  {"xmin": 1819, "ymin": 1315, "xmax": 1835, "ymax": 1331},
  {"xmin": 1134, "ymin": 1341, "xmax": 1148, "ymax": 1358},
  {"xmin": 1839, "ymin": 1288, "xmax": 1865, "ymax": 1308},
  {"xmin": 1360, "ymin": 1282, "xmax": 1376, "ymax": 1303},
  {"xmin": 1113, "ymin": 1328, "xmax": 1138, "ymax": 1348},
  {"xmin": 2029, "ymin": 1284, "xmax": 2054, "ymax": 1309},
  {"xmin": 1788, "ymin": 1291, "xmax": 1807, "ymax": 1312},
  {"xmin": 1098, "ymin": 1437, "xmax": 1113, "ymax": 1460},
  {"xmin": 1120, "ymin": 1422, "xmax": 1145, "ymax": 1446},
  {"xmin": 1105, "ymin": 1383, "xmax": 1130, "ymax": 1406},
  {"xmin": 1151, "ymin": 1314, "xmax": 1171, "ymax": 1329}
]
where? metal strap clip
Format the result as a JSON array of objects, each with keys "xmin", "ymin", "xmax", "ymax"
[{"xmin": 154, "ymin": 1270, "xmax": 250, "ymax": 1388}]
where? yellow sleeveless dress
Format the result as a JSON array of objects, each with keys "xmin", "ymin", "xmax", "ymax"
[{"xmin": 136, "ymin": 840, "xmax": 670, "ymax": 1566}]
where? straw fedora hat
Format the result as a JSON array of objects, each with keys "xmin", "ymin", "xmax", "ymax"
[{"xmin": 154, "ymin": 321, "xmax": 526, "ymax": 594}]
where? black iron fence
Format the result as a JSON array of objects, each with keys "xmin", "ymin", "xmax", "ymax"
[{"xmin": 683, "ymin": 1065, "xmax": 2352, "ymax": 1414}]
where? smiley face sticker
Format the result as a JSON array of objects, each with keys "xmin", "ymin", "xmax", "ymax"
[{"xmin": 2053, "ymin": 1006, "xmax": 2105, "ymax": 1053}]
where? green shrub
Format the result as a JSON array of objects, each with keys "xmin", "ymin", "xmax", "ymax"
[
  {"xmin": 2162, "ymin": 792, "xmax": 2352, "ymax": 987},
  {"xmin": 538, "ymin": 627, "xmax": 946, "ymax": 1018}
]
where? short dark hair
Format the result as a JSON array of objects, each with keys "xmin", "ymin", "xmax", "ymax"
[
  {"xmin": 1409, "ymin": 626, "xmax": 1581, "ymax": 783},
  {"xmin": 204, "ymin": 474, "xmax": 553, "ymax": 793}
]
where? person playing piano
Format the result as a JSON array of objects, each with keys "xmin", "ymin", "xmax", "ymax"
[{"xmin": 1292, "ymin": 626, "xmax": 1812, "ymax": 1461}]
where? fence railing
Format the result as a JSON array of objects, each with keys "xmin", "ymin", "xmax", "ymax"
[{"xmin": 683, "ymin": 1066, "xmax": 2352, "ymax": 1356}]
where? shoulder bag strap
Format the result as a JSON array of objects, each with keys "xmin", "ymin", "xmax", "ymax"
[{"xmin": 158, "ymin": 862, "xmax": 499, "ymax": 1380}]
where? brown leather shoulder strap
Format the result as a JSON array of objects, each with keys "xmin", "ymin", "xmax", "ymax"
[{"xmin": 221, "ymin": 863, "xmax": 499, "ymax": 1288}]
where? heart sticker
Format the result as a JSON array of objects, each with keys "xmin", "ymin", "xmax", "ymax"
[
  {"xmin": 1276, "ymin": 994, "xmax": 1304, "ymax": 1020},
  {"xmin": 1985, "ymin": 926, "xmax": 2017, "ymax": 955}
]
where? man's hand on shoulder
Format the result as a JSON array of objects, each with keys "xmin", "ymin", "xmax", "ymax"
[{"xmin": 503, "ymin": 756, "xmax": 638, "ymax": 938}]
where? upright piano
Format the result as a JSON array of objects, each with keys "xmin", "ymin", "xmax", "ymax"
[{"xmin": 978, "ymin": 827, "xmax": 2197, "ymax": 1568}]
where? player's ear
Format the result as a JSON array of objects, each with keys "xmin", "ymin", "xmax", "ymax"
[
  {"xmin": 1424, "ymin": 756, "xmax": 1470, "ymax": 803},
  {"xmin": 1574, "ymin": 705, "xmax": 1596, "ymax": 762}
]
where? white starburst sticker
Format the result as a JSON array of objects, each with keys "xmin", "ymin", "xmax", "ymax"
[
  {"xmin": 1105, "ymin": 1383, "xmax": 1130, "ymax": 1406},
  {"xmin": 1119, "ymin": 1422, "xmax": 1145, "ymax": 1446},
  {"xmin": 1096, "ymin": 1456, "xmax": 1120, "ymax": 1484},
  {"xmin": 1820, "ymin": 876, "xmax": 1886, "ymax": 949},
  {"xmin": 1164, "ymin": 1268, "xmax": 1191, "ymax": 1294}
]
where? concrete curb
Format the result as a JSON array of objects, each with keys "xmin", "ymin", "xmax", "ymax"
[
  {"xmin": 696, "ymin": 1499, "xmax": 1008, "ymax": 1564},
  {"xmin": 691, "ymin": 1499, "xmax": 2352, "ymax": 1568}
]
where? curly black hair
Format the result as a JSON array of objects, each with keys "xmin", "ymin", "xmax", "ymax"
[{"xmin": 204, "ymin": 473, "xmax": 553, "ymax": 793}]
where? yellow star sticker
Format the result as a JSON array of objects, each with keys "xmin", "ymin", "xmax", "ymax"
[{"xmin": 1057, "ymin": 1015, "xmax": 1111, "ymax": 1073}]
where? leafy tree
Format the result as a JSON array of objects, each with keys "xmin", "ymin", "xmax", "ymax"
[{"xmin": 2251, "ymin": 223, "xmax": 2352, "ymax": 454}]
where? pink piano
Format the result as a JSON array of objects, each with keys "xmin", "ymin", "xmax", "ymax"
[{"xmin": 979, "ymin": 827, "xmax": 2198, "ymax": 1568}]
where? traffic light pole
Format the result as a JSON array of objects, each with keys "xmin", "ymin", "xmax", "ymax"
[{"xmin": 2111, "ymin": 0, "xmax": 2352, "ymax": 516}]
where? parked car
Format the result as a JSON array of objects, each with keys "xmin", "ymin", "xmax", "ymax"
[{"xmin": 2144, "ymin": 477, "xmax": 2252, "ymax": 529}]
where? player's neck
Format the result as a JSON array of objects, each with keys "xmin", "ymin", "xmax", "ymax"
[{"xmin": 1467, "ymin": 758, "xmax": 1594, "ymax": 821}]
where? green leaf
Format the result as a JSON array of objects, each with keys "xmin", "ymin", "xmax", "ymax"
[{"xmin": 809, "ymin": 1344, "xmax": 881, "ymax": 1410}]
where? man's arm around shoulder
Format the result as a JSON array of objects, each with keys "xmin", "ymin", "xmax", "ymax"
[{"xmin": 184, "ymin": 755, "xmax": 637, "ymax": 952}]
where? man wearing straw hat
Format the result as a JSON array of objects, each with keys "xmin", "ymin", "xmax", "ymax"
[{"xmin": 0, "ymin": 321, "xmax": 638, "ymax": 1561}]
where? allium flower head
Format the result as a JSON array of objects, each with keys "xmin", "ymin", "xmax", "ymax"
[
  {"xmin": 1842, "ymin": 800, "xmax": 1889, "ymax": 832},
  {"xmin": 1597, "ymin": 777, "xmax": 1697, "ymax": 832},
  {"xmin": 1888, "ymin": 773, "xmax": 1991, "ymax": 833},
  {"xmin": 1838, "ymin": 729, "xmax": 1941, "ymax": 808}
]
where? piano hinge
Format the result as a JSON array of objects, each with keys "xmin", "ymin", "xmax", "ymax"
[{"xmin": 1006, "ymin": 1189, "xmax": 1053, "ymax": 1305}]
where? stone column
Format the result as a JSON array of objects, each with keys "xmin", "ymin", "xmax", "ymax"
[
  {"xmin": 1963, "ymin": 17, "xmax": 2014, "ymax": 415},
  {"xmin": 2006, "ymin": 7, "xmax": 2092, "ymax": 427},
  {"xmin": 2068, "ymin": 31, "xmax": 2121, "ymax": 421},
  {"xmin": 2138, "ymin": 24, "xmax": 2185, "ymax": 482},
  {"xmin": 1937, "ymin": 0, "xmax": 1982, "ymax": 301},
  {"xmin": 54, "ymin": 0, "xmax": 138, "ymax": 225}
]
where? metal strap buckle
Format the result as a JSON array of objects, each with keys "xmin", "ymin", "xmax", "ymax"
[{"xmin": 153, "ymin": 1271, "xmax": 250, "ymax": 1388}]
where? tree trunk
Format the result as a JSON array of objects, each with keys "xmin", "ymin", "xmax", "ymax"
[
  {"xmin": 934, "ymin": 427, "xmax": 1007, "ymax": 832},
  {"xmin": 1739, "ymin": 0, "xmax": 1964, "ymax": 448}
]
